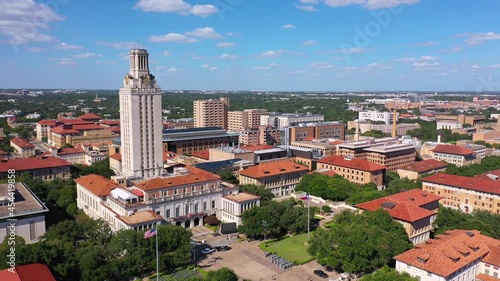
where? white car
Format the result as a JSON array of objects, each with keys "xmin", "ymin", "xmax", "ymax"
[{"xmin": 201, "ymin": 248, "xmax": 215, "ymax": 254}]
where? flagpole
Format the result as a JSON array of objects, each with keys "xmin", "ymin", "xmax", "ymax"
[
  {"xmin": 156, "ymin": 225, "xmax": 159, "ymax": 281},
  {"xmin": 307, "ymin": 193, "xmax": 310, "ymax": 241}
]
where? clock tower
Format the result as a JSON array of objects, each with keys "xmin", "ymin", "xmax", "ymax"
[{"xmin": 119, "ymin": 49, "xmax": 163, "ymax": 179}]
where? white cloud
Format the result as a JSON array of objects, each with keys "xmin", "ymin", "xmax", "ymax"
[
  {"xmin": 0, "ymin": 0, "xmax": 64, "ymax": 45},
  {"xmin": 26, "ymin": 47, "xmax": 45, "ymax": 52},
  {"xmin": 395, "ymin": 57, "xmax": 417, "ymax": 62},
  {"xmin": 300, "ymin": 0, "xmax": 319, "ymax": 3},
  {"xmin": 456, "ymin": 32, "xmax": 500, "ymax": 45},
  {"xmin": 185, "ymin": 27, "xmax": 223, "ymax": 39},
  {"xmin": 286, "ymin": 69, "xmax": 307, "ymax": 74},
  {"xmin": 149, "ymin": 33, "xmax": 197, "ymax": 43},
  {"xmin": 310, "ymin": 62, "xmax": 333, "ymax": 69},
  {"xmin": 161, "ymin": 51, "xmax": 171, "ymax": 56},
  {"xmin": 365, "ymin": 62, "xmax": 393, "ymax": 70},
  {"xmin": 167, "ymin": 67, "xmax": 178, "ymax": 72},
  {"xmin": 434, "ymin": 73, "xmax": 449, "ymax": 76},
  {"xmin": 330, "ymin": 56, "xmax": 344, "ymax": 60},
  {"xmin": 303, "ymin": 40, "xmax": 319, "ymax": 46},
  {"xmin": 413, "ymin": 62, "xmax": 440, "ymax": 67},
  {"xmin": 269, "ymin": 63, "xmax": 280, "ymax": 67},
  {"xmin": 72, "ymin": 52, "xmax": 101, "ymax": 59},
  {"xmin": 259, "ymin": 50, "xmax": 284, "ymax": 57},
  {"xmin": 96, "ymin": 41, "xmax": 143, "ymax": 49},
  {"xmin": 48, "ymin": 57, "xmax": 75, "ymax": 65},
  {"xmin": 415, "ymin": 41, "xmax": 437, "ymax": 46},
  {"xmin": 209, "ymin": 67, "xmax": 218, "ymax": 71},
  {"xmin": 201, "ymin": 64, "xmax": 209, "ymax": 68},
  {"xmin": 470, "ymin": 64, "xmax": 500, "ymax": 71},
  {"xmin": 324, "ymin": 0, "xmax": 420, "ymax": 9},
  {"xmin": 282, "ymin": 24, "xmax": 295, "ymax": 29},
  {"xmin": 333, "ymin": 47, "xmax": 367, "ymax": 54},
  {"xmin": 396, "ymin": 56, "xmax": 439, "ymax": 63},
  {"xmin": 95, "ymin": 61, "xmax": 116, "ymax": 65},
  {"xmin": 439, "ymin": 47, "xmax": 462, "ymax": 53},
  {"xmin": 420, "ymin": 56, "xmax": 438, "ymax": 61},
  {"xmin": 295, "ymin": 5, "xmax": 318, "ymax": 11},
  {"xmin": 216, "ymin": 42, "xmax": 236, "ymax": 48},
  {"xmin": 54, "ymin": 42, "xmax": 83, "ymax": 50},
  {"xmin": 218, "ymin": 53, "xmax": 238, "ymax": 60},
  {"xmin": 252, "ymin": 66, "xmax": 270, "ymax": 70},
  {"xmin": 134, "ymin": 0, "xmax": 218, "ymax": 17}
]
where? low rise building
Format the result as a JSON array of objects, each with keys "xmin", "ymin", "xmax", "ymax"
[
  {"xmin": 220, "ymin": 191, "xmax": 260, "ymax": 226},
  {"xmin": 394, "ymin": 230, "xmax": 500, "ymax": 281},
  {"xmin": 437, "ymin": 121, "xmax": 463, "ymax": 130},
  {"xmin": 358, "ymin": 110, "xmax": 398, "ymax": 125},
  {"xmin": 0, "ymin": 182, "xmax": 48, "ymax": 244},
  {"xmin": 422, "ymin": 170, "xmax": 500, "ymax": 215},
  {"xmin": 397, "ymin": 159, "xmax": 448, "ymax": 180},
  {"xmin": 209, "ymin": 146, "xmax": 254, "ymax": 162},
  {"xmin": 286, "ymin": 122, "xmax": 345, "ymax": 144},
  {"xmin": 316, "ymin": 155, "xmax": 386, "ymax": 188},
  {"xmin": 371, "ymin": 123, "xmax": 420, "ymax": 136},
  {"xmin": 364, "ymin": 142, "xmax": 416, "ymax": 171},
  {"xmin": 261, "ymin": 113, "xmax": 324, "ymax": 130},
  {"xmin": 10, "ymin": 137, "xmax": 35, "ymax": 158},
  {"xmin": 0, "ymin": 156, "xmax": 72, "ymax": 181},
  {"xmin": 291, "ymin": 140, "xmax": 339, "ymax": 157},
  {"xmin": 162, "ymin": 127, "xmax": 239, "ymax": 154},
  {"xmin": 431, "ymin": 144, "xmax": 480, "ymax": 167},
  {"xmin": 356, "ymin": 189, "xmax": 441, "ymax": 244},
  {"xmin": 0, "ymin": 263, "xmax": 56, "ymax": 281},
  {"xmin": 239, "ymin": 160, "xmax": 309, "ymax": 196}
]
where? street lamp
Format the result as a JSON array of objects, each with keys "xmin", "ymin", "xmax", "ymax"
[{"xmin": 262, "ymin": 220, "xmax": 267, "ymax": 241}]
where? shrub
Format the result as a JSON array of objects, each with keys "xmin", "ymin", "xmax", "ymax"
[{"xmin": 203, "ymin": 215, "xmax": 220, "ymax": 226}]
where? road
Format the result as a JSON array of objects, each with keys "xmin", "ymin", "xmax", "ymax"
[{"xmin": 31, "ymin": 141, "xmax": 50, "ymax": 153}]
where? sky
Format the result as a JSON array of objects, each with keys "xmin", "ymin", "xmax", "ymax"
[{"xmin": 1, "ymin": 0, "xmax": 500, "ymax": 92}]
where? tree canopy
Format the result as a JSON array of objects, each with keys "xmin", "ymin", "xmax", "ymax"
[
  {"xmin": 218, "ymin": 170, "xmax": 239, "ymax": 184},
  {"xmin": 360, "ymin": 265, "xmax": 418, "ymax": 281},
  {"xmin": 240, "ymin": 184, "xmax": 275, "ymax": 201},
  {"xmin": 308, "ymin": 209, "xmax": 412, "ymax": 274},
  {"xmin": 433, "ymin": 207, "xmax": 500, "ymax": 239},
  {"xmin": 206, "ymin": 267, "xmax": 238, "ymax": 281},
  {"xmin": 444, "ymin": 156, "xmax": 500, "ymax": 177}
]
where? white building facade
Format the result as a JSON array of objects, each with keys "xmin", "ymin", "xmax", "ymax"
[
  {"xmin": 358, "ymin": 111, "xmax": 399, "ymax": 125},
  {"xmin": 119, "ymin": 49, "xmax": 163, "ymax": 179}
]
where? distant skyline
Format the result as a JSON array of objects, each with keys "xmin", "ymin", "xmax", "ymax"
[{"xmin": 1, "ymin": 0, "xmax": 500, "ymax": 91}]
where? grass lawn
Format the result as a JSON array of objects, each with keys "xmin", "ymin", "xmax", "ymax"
[
  {"xmin": 205, "ymin": 224, "xmax": 218, "ymax": 232},
  {"xmin": 259, "ymin": 233, "xmax": 314, "ymax": 265}
]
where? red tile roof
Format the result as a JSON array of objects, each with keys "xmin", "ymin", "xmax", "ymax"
[
  {"xmin": 79, "ymin": 113, "xmax": 101, "ymax": 120},
  {"xmin": 99, "ymin": 119, "xmax": 120, "ymax": 126},
  {"xmin": 135, "ymin": 166, "xmax": 220, "ymax": 191},
  {"xmin": 422, "ymin": 171, "xmax": 500, "ymax": 196},
  {"xmin": 329, "ymin": 140, "xmax": 343, "ymax": 145},
  {"xmin": 223, "ymin": 192, "xmax": 261, "ymax": 203},
  {"xmin": 398, "ymin": 159, "xmax": 448, "ymax": 173},
  {"xmin": 163, "ymin": 151, "xmax": 177, "ymax": 161},
  {"xmin": 476, "ymin": 274, "xmax": 500, "ymax": 281},
  {"xmin": 109, "ymin": 153, "xmax": 122, "ymax": 161},
  {"xmin": 240, "ymin": 144, "xmax": 274, "ymax": 151},
  {"xmin": 10, "ymin": 137, "xmax": 34, "ymax": 149},
  {"xmin": 432, "ymin": 144, "xmax": 474, "ymax": 156},
  {"xmin": 308, "ymin": 169, "xmax": 337, "ymax": 177},
  {"xmin": 74, "ymin": 174, "xmax": 122, "ymax": 196},
  {"xmin": 356, "ymin": 189, "xmax": 441, "ymax": 222},
  {"xmin": 400, "ymin": 114, "xmax": 415, "ymax": 118},
  {"xmin": 36, "ymin": 119, "xmax": 58, "ymax": 126},
  {"xmin": 394, "ymin": 230, "xmax": 500, "ymax": 278},
  {"xmin": 50, "ymin": 125, "xmax": 79, "ymax": 134},
  {"xmin": 0, "ymin": 156, "xmax": 72, "ymax": 173},
  {"xmin": 191, "ymin": 150, "xmax": 209, "ymax": 160},
  {"xmin": 0, "ymin": 149, "xmax": 9, "ymax": 155},
  {"xmin": 57, "ymin": 118, "xmax": 91, "ymax": 125},
  {"xmin": 318, "ymin": 155, "xmax": 386, "ymax": 172},
  {"xmin": 0, "ymin": 263, "xmax": 56, "ymax": 281},
  {"xmin": 239, "ymin": 160, "xmax": 309, "ymax": 179}
]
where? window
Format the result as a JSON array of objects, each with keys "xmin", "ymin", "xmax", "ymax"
[
  {"xmin": 29, "ymin": 222, "xmax": 36, "ymax": 241},
  {"xmin": 203, "ymin": 202, "xmax": 207, "ymax": 210},
  {"xmin": 175, "ymin": 207, "xmax": 180, "ymax": 217},
  {"xmin": 212, "ymin": 200, "xmax": 216, "ymax": 208},
  {"xmin": 165, "ymin": 209, "xmax": 171, "ymax": 218}
]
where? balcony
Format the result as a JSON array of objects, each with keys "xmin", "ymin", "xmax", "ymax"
[{"xmin": 146, "ymin": 188, "xmax": 224, "ymax": 204}]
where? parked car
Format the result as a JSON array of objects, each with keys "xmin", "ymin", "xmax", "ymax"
[
  {"xmin": 313, "ymin": 270, "xmax": 329, "ymax": 278},
  {"xmin": 201, "ymin": 248, "xmax": 215, "ymax": 254},
  {"xmin": 212, "ymin": 232, "xmax": 221, "ymax": 237},
  {"xmin": 215, "ymin": 246, "xmax": 231, "ymax": 251},
  {"xmin": 322, "ymin": 264, "xmax": 334, "ymax": 272}
]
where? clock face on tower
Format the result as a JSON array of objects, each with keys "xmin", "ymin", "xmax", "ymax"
[{"xmin": 142, "ymin": 74, "xmax": 150, "ymax": 86}]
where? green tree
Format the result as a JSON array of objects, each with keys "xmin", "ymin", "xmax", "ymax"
[
  {"xmin": 206, "ymin": 267, "xmax": 238, "ymax": 281},
  {"xmin": 218, "ymin": 170, "xmax": 239, "ymax": 184},
  {"xmin": 433, "ymin": 207, "xmax": 500, "ymax": 239},
  {"xmin": 361, "ymin": 265, "xmax": 418, "ymax": 281},
  {"xmin": 73, "ymin": 157, "xmax": 115, "ymax": 178},
  {"xmin": 362, "ymin": 130, "xmax": 391, "ymax": 138},
  {"xmin": 308, "ymin": 209, "xmax": 412, "ymax": 274}
]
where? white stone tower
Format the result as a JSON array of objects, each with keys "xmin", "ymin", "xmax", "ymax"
[{"xmin": 119, "ymin": 49, "xmax": 163, "ymax": 179}]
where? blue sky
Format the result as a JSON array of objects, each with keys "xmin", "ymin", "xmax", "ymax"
[{"xmin": 1, "ymin": 0, "xmax": 500, "ymax": 91}]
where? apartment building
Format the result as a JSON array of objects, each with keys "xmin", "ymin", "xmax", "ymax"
[
  {"xmin": 364, "ymin": 142, "xmax": 416, "ymax": 171},
  {"xmin": 10, "ymin": 137, "xmax": 35, "ymax": 158},
  {"xmin": 431, "ymin": 144, "xmax": 480, "ymax": 167},
  {"xmin": 356, "ymin": 189, "xmax": 441, "ymax": 244},
  {"xmin": 0, "ymin": 182, "xmax": 48, "ymax": 244},
  {"xmin": 220, "ymin": 191, "xmax": 261, "ymax": 226},
  {"xmin": 193, "ymin": 97, "xmax": 230, "ymax": 129},
  {"xmin": 358, "ymin": 110, "xmax": 398, "ymax": 125},
  {"xmin": 316, "ymin": 155, "xmax": 386, "ymax": 188},
  {"xmin": 239, "ymin": 160, "xmax": 309, "ymax": 196},
  {"xmin": 422, "ymin": 170, "xmax": 500, "ymax": 215},
  {"xmin": 162, "ymin": 127, "xmax": 239, "ymax": 154},
  {"xmin": 260, "ymin": 113, "xmax": 324, "ymax": 130},
  {"xmin": 287, "ymin": 122, "xmax": 345, "ymax": 144},
  {"xmin": 0, "ymin": 156, "xmax": 72, "ymax": 181},
  {"xmin": 227, "ymin": 109, "xmax": 268, "ymax": 131},
  {"xmin": 397, "ymin": 159, "xmax": 448, "ymax": 180},
  {"xmin": 395, "ymin": 230, "xmax": 500, "ymax": 281}
]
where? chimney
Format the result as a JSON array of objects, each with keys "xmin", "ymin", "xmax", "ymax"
[{"xmin": 392, "ymin": 109, "xmax": 397, "ymax": 138}]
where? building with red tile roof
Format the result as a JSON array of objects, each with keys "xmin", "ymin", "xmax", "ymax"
[
  {"xmin": 49, "ymin": 123, "xmax": 118, "ymax": 148},
  {"xmin": 394, "ymin": 230, "xmax": 500, "ymax": 281},
  {"xmin": 0, "ymin": 263, "xmax": 56, "ymax": 281},
  {"xmin": 0, "ymin": 156, "xmax": 72, "ymax": 181},
  {"xmin": 422, "ymin": 170, "xmax": 500, "ymax": 215},
  {"xmin": 191, "ymin": 150, "xmax": 210, "ymax": 162},
  {"xmin": 431, "ymin": 144, "xmax": 480, "ymax": 167},
  {"xmin": 239, "ymin": 160, "xmax": 309, "ymax": 196},
  {"xmin": 356, "ymin": 189, "xmax": 441, "ymax": 244},
  {"xmin": 397, "ymin": 159, "xmax": 448, "ymax": 180},
  {"xmin": 317, "ymin": 155, "xmax": 386, "ymax": 188},
  {"xmin": 79, "ymin": 113, "xmax": 101, "ymax": 122},
  {"xmin": 10, "ymin": 137, "xmax": 35, "ymax": 158},
  {"xmin": 308, "ymin": 168, "xmax": 338, "ymax": 177}
]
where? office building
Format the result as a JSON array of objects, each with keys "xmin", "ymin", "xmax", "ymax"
[
  {"xmin": 317, "ymin": 155, "xmax": 386, "ymax": 188},
  {"xmin": 10, "ymin": 137, "xmax": 35, "ymax": 158},
  {"xmin": 0, "ymin": 156, "xmax": 72, "ymax": 181},
  {"xmin": 227, "ymin": 109, "xmax": 268, "ymax": 132},
  {"xmin": 193, "ymin": 97, "xmax": 230, "ymax": 129},
  {"xmin": 431, "ymin": 144, "xmax": 480, "ymax": 167},
  {"xmin": 286, "ymin": 122, "xmax": 345, "ymax": 144},
  {"xmin": 397, "ymin": 159, "xmax": 448, "ymax": 180},
  {"xmin": 260, "ymin": 113, "xmax": 324, "ymax": 130},
  {"xmin": 119, "ymin": 49, "xmax": 165, "ymax": 179},
  {"xmin": 358, "ymin": 111, "xmax": 399, "ymax": 125},
  {"xmin": 162, "ymin": 127, "xmax": 239, "ymax": 154}
]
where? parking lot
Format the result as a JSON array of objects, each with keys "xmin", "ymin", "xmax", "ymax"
[{"xmin": 195, "ymin": 234, "xmax": 341, "ymax": 281}]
